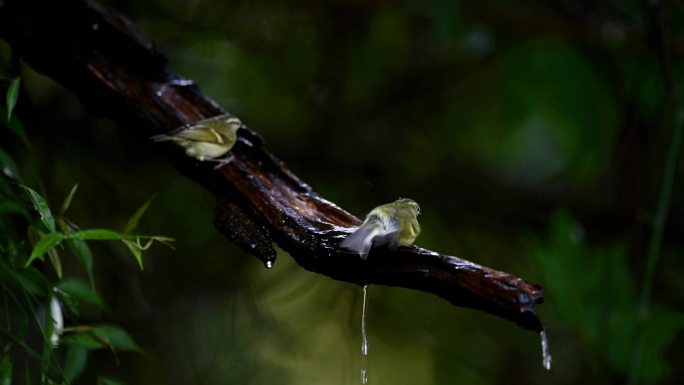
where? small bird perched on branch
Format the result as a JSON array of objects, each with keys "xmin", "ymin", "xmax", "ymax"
[
  {"xmin": 151, "ymin": 114, "xmax": 241, "ymax": 168},
  {"xmin": 342, "ymin": 198, "xmax": 421, "ymax": 259}
]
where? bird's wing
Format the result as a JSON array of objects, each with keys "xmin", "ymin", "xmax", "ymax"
[
  {"xmin": 174, "ymin": 127, "xmax": 225, "ymax": 143},
  {"xmin": 341, "ymin": 217, "xmax": 384, "ymax": 259},
  {"xmin": 192, "ymin": 116, "xmax": 240, "ymax": 141},
  {"xmin": 153, "ymin": 127, "xmax": 228, "ymax": 144}
]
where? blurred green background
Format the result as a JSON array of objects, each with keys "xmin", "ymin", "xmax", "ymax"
[{"xmin": 2, "ymin": 0, "xmax": 684, "ymax": 384}]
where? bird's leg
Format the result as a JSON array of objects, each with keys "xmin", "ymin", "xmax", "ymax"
[{"xmin": 211, "ymin": 153, "xmax": 235, "ymax": 170}]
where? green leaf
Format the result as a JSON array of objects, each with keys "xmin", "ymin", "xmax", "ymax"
[
  {"xmin": 59, "ymin": 289, "xmax": 84, "ymax": 318},
  {"xmin": 0, "ymin": 147, "xmax": 21, "ymax": 181},
  {"xmin": 57, "ymin": 278, "xmax": 107, "ymax": 310},
  {"xmin": 44, "ymin": 297, "xmax": 56, "ymax": 346},
  {"xmin": 6, "ymin": 77, "xmax": 20, "ymax": 121},
  {"xmin": 26, "ymin": 232, "xmax": 64, "ymax": 267},
  {"xmin": 67, "ymin": 229, "xmax": 128, "ymax": 241},
  {"xmin": 66, "ymin": 239, "xmax": 94, "ymax": 287},
  {"xmin": 92, "ymin": 324, "xmax": 141, "ymax": 353},
  {"xmin": 66, "ymin": 229, "xmax": 172, "ymax": 271},
  {"xmin": 63, "ymin": 347, "xmax": 88, "ymax": 383},
  {"xmin": 125, "ymin": 195, "xmax": 156, "ymax": 234},
  {"xmin": 67, "ymin": 229, "xmax": 172, "ymax": 243},
  {"xmin": 47, "ymin": 247, "xmax": 62, "ymax": 279},
  {"xmin": 0, "ymin": 356, "xmax": 11, "ymax": 385},
  {"xmin": 59, "ymin": 183, "xmax": 79, "ymax": 215},
  {"xmin": 61, "ymin": 332, "xmax": 107, "ymax": 350},
  {"xmin": 121, "ymin": 239, "xmax": 144, "ymax": 270},
  {"xmin": 12, "ymin": 268, "xmax": 51, "ymax": 297},
  {"xmin": 21, "ymin": 186, "xmax": 56, "ymax": 233},
  {"xmin": 148, "ymin": 235, "xmax": 174, "ymax": 244},
  {"xmin": 0, "ymin": 200, "xmax": 31, "ymax": 220},
  {"xmin": 0, "ymin": 107, "xmax": 31, "ymax": 147}
]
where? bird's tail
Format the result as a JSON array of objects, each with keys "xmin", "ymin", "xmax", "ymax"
[
  {"xmin": 150, "ymin": 133, "xmax": 170, "ymax": 142},
  {"xmin": 341, "ymin": 218, "xmax": 384, "ymax": 259},
  {"xmin": 152, "ymin": 131, "xmax": 185, "ymax": 142}
]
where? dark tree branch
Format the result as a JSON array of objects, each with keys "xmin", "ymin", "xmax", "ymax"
[{"xmin": 0, "ymin": 0, "xmax": 544, "ymax": 332}]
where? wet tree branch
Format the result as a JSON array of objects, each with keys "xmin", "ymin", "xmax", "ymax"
[{"xmin": 0, "ymin": 0, "xmax": 544, "ymax": 332}]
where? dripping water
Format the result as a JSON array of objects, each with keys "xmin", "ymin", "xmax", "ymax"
[
  {"xmin": 540, "ymin": 329, "xmax": 552, "ymax": 370},
  {"xmin": 361, "ymin": 285, "xmax": 369, "ymax": 355},
  {"xmin": 361, "ymin": 284, "xmax": 370, "ymax": 383}
]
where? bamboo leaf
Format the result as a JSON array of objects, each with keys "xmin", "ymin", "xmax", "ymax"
[
  {"xmin": 57, "ymin": 278, "xmax": 107, "ymax": 310},
  {"xmin": 12, "ymin": 268, "xmax": 51, "ymax": 296},
  {"xmin": 63, "ymin": 347, "xmax": 88, "ymax": 383},
  {"xmin": 26, "ymin": 232, "xmax": 64, "ymax": 267},
  {"xmin": 21, "ymin": 185, "xmax": 56, "ymax": 232},
  {"xmin": 0, "ymin": 199, "xmax": 31, "ymax": 219},
  {"xmin": 0, "ymin": 109, "xmax": 31, "ymax": 147},
  {"xmin": 121, "ymin": 239, "xmax": 143, "ymax": 270},
  {"xmin": 92, "ymin": 324, "xmax": 141, "ymax": 353},
  {"xmin": 6, "ymin": 77, "xmax": 20, "ymax": 121},
  {"xmin": 66, "ymin": 238, "xmax": 95, "ymax": 287},
  {"xmin": 124, "ymin": 195, "xmax": 155, "ymax": 234},
  {"xmin": 61, "ymin": 332, "xmax": 107, "ymax": 350},
  {"xmin": 68, "ymin": 229, "xmax": 128, "ymax": 241},
  {"xmin": 47, "ymin": 246, "xmax": 62, "ymax": 279},
  {"xmin": 60, "ymin": 183, "xmax": 79, "ymax": 215}
]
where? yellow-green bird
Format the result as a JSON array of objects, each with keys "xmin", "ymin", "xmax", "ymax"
[
  {"xmin": 152, "ymin": 114, "xmax": 241, "ymax": 168},
  {"xmin": 341, "ymin": 198, "xmax": 421, "ymax": 259}
]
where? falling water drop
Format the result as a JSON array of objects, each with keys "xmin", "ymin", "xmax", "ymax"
[
  {"xmin": 361, "ymin": 285, "xmax": 369, "ymax": 355},
  {"xmin": 265, "ymin": 260, "xmax": 273, "ymax": 269},
  {"xmin": 361, "ymin": 284, "xmax": 370, "ymax": 383},
  {"xmin": 540, "ymin": 329, "xmax": 552, "ymax": 370}
]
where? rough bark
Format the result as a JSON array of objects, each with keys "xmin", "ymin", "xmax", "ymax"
[{"xmin": 0, "ymin": 0, "xmax": 545, "ymax": 332}]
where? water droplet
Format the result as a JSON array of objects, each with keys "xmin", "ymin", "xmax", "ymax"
[
  {"xmin": 540, "ymin": 329, "xmax": 552, "ymax": 370},
  {"xmin": 265, "ymin": 260, "xmax": 273, "ymax": 269},
  {"xmin": 361, "ymin": 284, "xmax": 369, "ymax": 356},
  {"xmin": 360, "ymin": 284, "xmax": 370, "ymax": 383}
]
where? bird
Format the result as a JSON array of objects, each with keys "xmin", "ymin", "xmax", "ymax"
[
  {"xmin": 151, "ymin": 114, "xmax": 242, "ymax": 168},
  {"xmin": 341, "ymin": 198, "xmax": 421, "ymax": 259}
]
